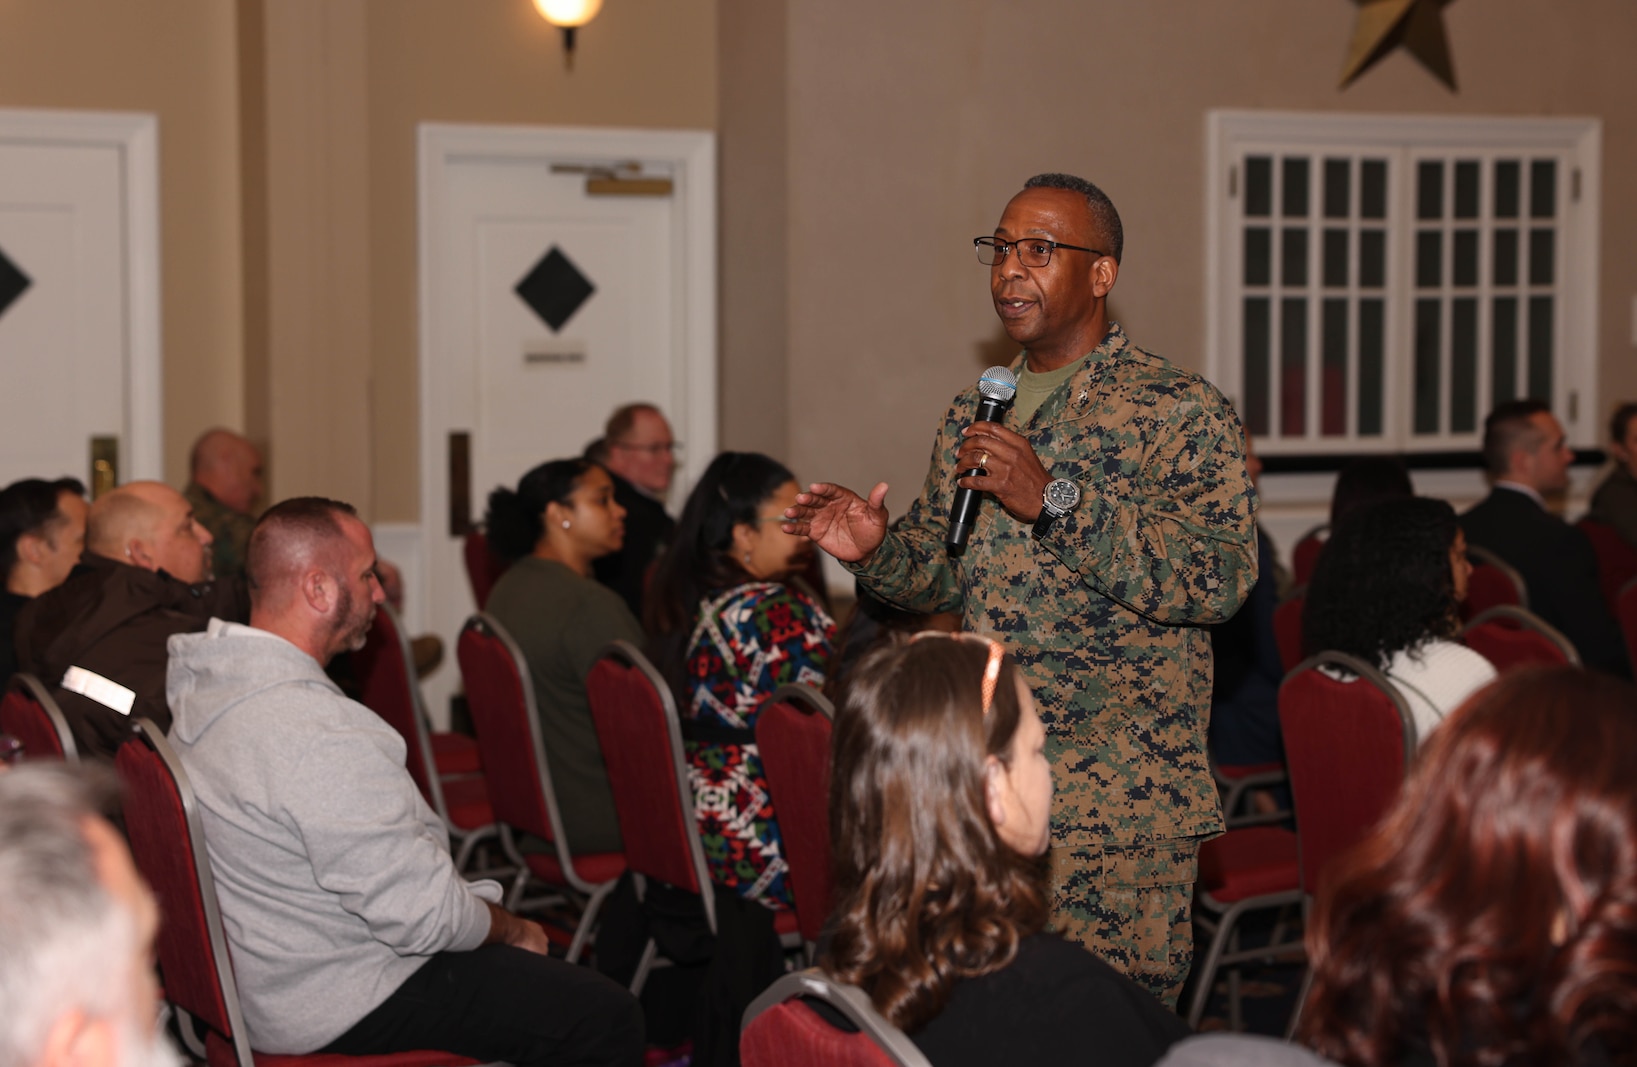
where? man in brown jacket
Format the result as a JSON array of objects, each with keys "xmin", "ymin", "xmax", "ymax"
[{"xmin": 15, "ymin": 481, "xmax": 247, "ymax": 758}]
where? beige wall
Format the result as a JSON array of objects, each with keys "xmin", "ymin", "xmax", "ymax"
[
  {"xmin": 0, "ymin": 0, "xmax": 244, "ymax": 487},
  {"xmin": 723, "ymin": 0, "xmax": 1637, "ymax": 511}
]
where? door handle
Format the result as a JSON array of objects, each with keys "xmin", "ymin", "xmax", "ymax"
[{"xmin": 90, "ymin": 436, "xmax": 118, "ymax": 499}]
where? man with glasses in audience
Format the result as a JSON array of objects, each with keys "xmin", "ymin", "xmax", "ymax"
[
  {"xmin": 785, "ymin": 173, "xmax": 1257, "ymax": 1007},
  {"xmin": 585, "ymin": 403, "xmax": 679, "ymax": 619}
]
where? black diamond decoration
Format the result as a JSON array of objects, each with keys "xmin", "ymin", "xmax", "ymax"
[
  {"xmin": 515, "ymin": 245, "xmax": 595, "ymax": 333},
  {"xmin": 0, "ymin": 245, "xmax": 31, "ymax": 321}
]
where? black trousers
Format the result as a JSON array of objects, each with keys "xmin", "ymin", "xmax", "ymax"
[{"xmin": 319, "ymin": 945, "xmax": 644, "ymax": 1067}]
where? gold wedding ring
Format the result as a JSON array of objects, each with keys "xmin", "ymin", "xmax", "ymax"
[{"xmin": 978, "ymin": 450, "xmax": 989, "ymax": 470}]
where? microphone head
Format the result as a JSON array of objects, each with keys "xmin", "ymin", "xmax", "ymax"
[{"xmin": 977, "ymin": 366, "xmax": 1019, "ymax": 402}]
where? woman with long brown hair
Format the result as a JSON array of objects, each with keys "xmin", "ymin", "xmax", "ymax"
[
  {"xmin": 822, "ymin": 635, "xmax": 1187, "ymax": 1065},
  {"xmin": 1300, "ymin": 665, "xmax": 1637, "ymax": 1066}
]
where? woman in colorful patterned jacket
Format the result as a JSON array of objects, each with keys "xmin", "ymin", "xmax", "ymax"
[{"xmin": 646, "ymin": 451, "xmax": 834, "ymax": 910}]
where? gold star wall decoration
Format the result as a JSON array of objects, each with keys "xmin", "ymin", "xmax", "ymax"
[{"xmin": 1340, "ymin": 0, "xmax": 1457, "ymax": 91}]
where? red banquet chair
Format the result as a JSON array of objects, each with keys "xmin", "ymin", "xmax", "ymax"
[
  {"xmin": 353, "ymin": 603, "xmax": 495, "ymax": 872},
  {"xmin": 755, "ymin": 684, "xmax": 836, "ymax": 954},
  {"xmin": 740, "ymin": 969, "xmax": 932, "ymax": 1067},
  {"xmin": 1189, "ymin": 825, "xmax": 1304, "ymax": 1030},
  {"xmin": 462, "ymin": 528, "xmax": 510, "ymax": 611},
  {"xmin": 0, "ymin": 672, "xmax": 78, "ymax": 762},
  {"xmin": 1459, "ymin": 546, "xmax": 1528, "ymax": 622},
  {"xmin": 455, "ymin": 614, "xmax": 625, "ymax": 962},
  {"xmin": 1273, "ymin": 587, "xmax": 1306, "ymax": 674},
  {"xmin": 1460, "ymin": 604, "xmax": 1580, "ymax": 672},
  {"xmin": 1577, "ymin": 517, "xmax": 1637, "ymax": 613},
  {"xmin": 586, "ymin": 641, "xmax": 802, "ymax": 993},
  {"xmin": 1290, "ymin": 525, "xmax": 1328, "ymax": 587},
  {"xmin": 116, "ymin": 719, "xmax": 479, "ymax": 1067}
]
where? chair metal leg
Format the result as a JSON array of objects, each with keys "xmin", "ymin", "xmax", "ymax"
[
  {"xmin": 566, "ymin": 878, "xmax": 618, "ymax": 964},
  {"xmin": 1285, "ymin": 966, "xmax": 1314, "ymax": 1040},
  {"xmin": 630, "ymin": 937, "xmax": 659, "ymax": 996}
]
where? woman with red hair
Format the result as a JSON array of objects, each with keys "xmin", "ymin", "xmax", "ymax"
[{"xmin": 1299, "ymin": 665, "xmax": 1637, "ymax": 1066}]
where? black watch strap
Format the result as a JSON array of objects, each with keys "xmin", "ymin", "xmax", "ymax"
[{"xmin": 1032, "ymin": 508, "xmax": 1060, "ymax": 540}]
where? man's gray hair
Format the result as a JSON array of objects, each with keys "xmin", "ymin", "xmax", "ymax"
[
  {"xmin": 1023, "ymin": 172, "xmax": 1125, "ymax": 265},
  {"xmin": 0, "ymin": 764, "xmax": 135, "ymax": 1067}
]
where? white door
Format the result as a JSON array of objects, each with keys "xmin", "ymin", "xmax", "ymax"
[
  {"xmin": 0, "ymin": 110, "xmax": 161, "ymax": 492},
  {"xmin": 418, "ymin": 125, "xmax": 716, "ymax": 724}
]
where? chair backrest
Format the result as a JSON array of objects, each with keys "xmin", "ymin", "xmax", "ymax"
[
  {"xmin": 586, "ymin": 640, "xmax": 716, "ymax": 932},
  {"xmin": 1291, "ymin": 524, "xmax": 1328, "ymax": 587},
  {"xmin": 1576, "ymin": 517, "xmax": 1637, "ymax": 612},
  {"xmin": 756, "ymin": 683, "xmax": 836, "ymax": 946},
  {"xmin": 352, "ymin": 603, "xmax": 448, "ymax": 818},
  {"xmin": 1279, "ymin": 652, "xmax": 1415, "ymax": 896},
  {"xmin": 741, "ymin": 969, "xmax": 932, "ymax": 1067},
  {"xmin": 456, "ymin": 613, "xmax": 572, "ymax": 851},
  {"xmin": 1460, "ymin": 604, "xmax": 1580, "ymax": 670},
  {"xmin": 1272, "ymin": 588, "xmax": 1306, "ymax": 673},
  {"xmin": 0, "ymin": 673, "xmax": 78, "ymax": 761},
  {"xmin": 116, "ymin": 719, "xmax": 256, "ymax": 1067},
  {"xmin": 1460, "ymin": 545, "xmax": 1528, "ymax": 621},
  {"xmin": 1619, "ymin": 578, "xmax": 1637, "ymax": 673},
  {"xmin": 463, "ymin": 529, "xmax": 510, "ymax": 610}
]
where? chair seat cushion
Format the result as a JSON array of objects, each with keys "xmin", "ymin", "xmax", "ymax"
[
  {"xmin": 523, "ymin": 849, "xmax": 626, "ymax": 886},
  {"xmin": 1215, "ymin": 760, "xmax": 1284, "ymax": 780},
  {"xmin": 432, "ymin": 731, "xmax": 483, "ymax": 775},
  {"xmin": 207, "ymin": 1029, "xmax": 480, "ymax": 1067},
  {"xmin": 440, "ymin": 776, "xmax": 495, "ymax": 832},
  {"xmin": 773, "ymin": 908, "xmax": 801, "ymax": 937},
  {"xmin": 1198, "ymin": 827, "xmax": 1299, "ymax": 902}
]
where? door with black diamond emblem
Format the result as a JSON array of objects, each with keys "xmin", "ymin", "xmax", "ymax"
[
  {"xmin": 0, "ymin": 111, "xmax": 161, "ymax": 493},
  {"xmin": 418, "ymin": 125, "xmax": 716, "ymax": 724}
]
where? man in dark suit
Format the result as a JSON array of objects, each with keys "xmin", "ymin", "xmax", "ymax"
[
  {"xmin": 585, "ymin": 403, "xmax": 678, "ymax": 621},
  {"xmin": 1459, "ymin": 399, "xmax": 1630, "ymax": 677}
]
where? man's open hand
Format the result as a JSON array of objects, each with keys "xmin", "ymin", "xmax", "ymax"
[{"xmin": 783, "ymin": 482, "xmax": 891, "ymax": 563}]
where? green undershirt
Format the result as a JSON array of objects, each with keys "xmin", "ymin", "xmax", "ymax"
[{"xmin": 1010, "ymin": 353, "xmax": 1086, "ymax": 426}]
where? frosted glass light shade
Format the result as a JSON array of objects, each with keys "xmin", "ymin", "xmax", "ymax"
[{"xmin": 533, "ymin": 0, "xmax": 603, "ymax": 28}]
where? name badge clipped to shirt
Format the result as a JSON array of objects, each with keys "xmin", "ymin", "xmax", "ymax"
[{"xmin": 60, "ymin": 666, "xmax": 137, "ymax": 716}]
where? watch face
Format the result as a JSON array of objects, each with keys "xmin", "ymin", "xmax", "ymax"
[{"xmin": 1046, "ymin": 479, "xmax": 1080, "ymax": 511}]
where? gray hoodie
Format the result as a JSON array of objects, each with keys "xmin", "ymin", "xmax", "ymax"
[{"xmin": 167, "ymin": 619, "xmax": 500, "ymax": 1054}]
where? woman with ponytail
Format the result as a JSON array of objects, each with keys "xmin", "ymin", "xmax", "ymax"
[
  {"xmin": 483, "ymin": 458, "xmax": 643, "ymax": 854},
  {"xmin": 646, "ymin": 451, "xmax": 834, "ymax": 911}
]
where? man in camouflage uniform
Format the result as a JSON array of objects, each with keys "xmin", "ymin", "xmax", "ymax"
[
  {"xmin": 184, "ymin": 428, "xmax": 264, "ymax": 579},
  {"xmin": 785, "ymin": 173, "xmax": 1257, "ymax": 1006}
]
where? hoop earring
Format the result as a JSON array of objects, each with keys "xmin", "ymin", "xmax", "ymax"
[{"xmin": 562, "ymin": 520, "xmax": 571, "ymax": 529}]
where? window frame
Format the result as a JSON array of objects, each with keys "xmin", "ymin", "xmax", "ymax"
[{"xmin": 1204, "ymin": 110, "xmax": 1602, "ymax": 456}]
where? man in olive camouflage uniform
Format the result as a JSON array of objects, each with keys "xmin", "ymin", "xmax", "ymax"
[
  {"xmin": 184, "ymin": 428, "xmax": 264, "ymax": 579},
  {"xmin": 786, "ymin": 174, "xmax": 1257, "ymax": 1006}
]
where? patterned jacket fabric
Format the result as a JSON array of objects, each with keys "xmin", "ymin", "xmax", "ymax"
[
  {"xmin": 185, "ymin": 481, "xmax": 257, "ymax": 580},
  {"xmin": 847, "ymin": 323, "xmax": 1257, "ymax": 851},
  {"xmin": 682, "ymin": 580, "xmax": 834, "ymax": 909}
]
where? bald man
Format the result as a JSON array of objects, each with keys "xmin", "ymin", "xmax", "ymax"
[
  {"xmin": 185, "ymin": 428, "xmax": 264, "ymax": 579},
  {"xmin": 15, "ymin": 481, "xmax": 248, "ymax": 758}
]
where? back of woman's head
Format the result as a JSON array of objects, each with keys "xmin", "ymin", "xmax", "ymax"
[
  {"xmin": 645, "ymin": 451, "xmax": 793, "ymax": 637},
  {"xmin": 484, "ymin": 458, "xmax": 596, "ymax": 562},
  {"xmin": 822, "ymin": 636, "xmax": 1048, "ymax": 1032},
  {"xmin": 1330, "ymin": 455, "xmax": 1413, "ymax": 530},
  {"xmin": 1301, "ymin": 666, "xmax": 1637, "ymax": 1066},
  {"xmin": 1303, "ymin": 495, "xmax": 1459, "ymax": 666}
]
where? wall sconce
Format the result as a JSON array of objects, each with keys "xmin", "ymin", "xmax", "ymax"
[{"xmin": 534, "ymin": 0, "xmax": 603, "ymax": 69}]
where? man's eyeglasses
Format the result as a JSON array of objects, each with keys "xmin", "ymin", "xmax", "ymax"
[
  {"xmin": 612, "ymin": 441, "xmax": 681, "ymax": 456},
  {"xmin": 973, "ymin": 237, "xmax": 1102, "ymax": 268}
]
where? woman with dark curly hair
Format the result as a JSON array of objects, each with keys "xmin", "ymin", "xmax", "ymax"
[
  {"xmin": 822, "ymin": 635, "xmax": 1188, "ymax": 1066},
  {"xmin": 1302, "ymin": 496, "xmax": 1496, "ymax": 743},
  {"xmin": 646, "ymin": 451, "xmax": 833, "ymax": 912},
  {"xmin": 1299, "ymin": 665, "xmax": 1637, "ymax": 1066}
]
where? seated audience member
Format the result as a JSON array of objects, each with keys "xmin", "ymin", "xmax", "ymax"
[
  {"xmin": 1210, "ymin": 432, "xmax": 1285, "ymax": 769},
  {"xmin": 167, "ymin": 497, "xmax": 641, "ymax": 1065},
  {"xmin": 15, "ymin": 482, "xmax": 244, "ymax": 757},
  {"xmin": 1461, "ymin": 399, "xmax": 1630, "ymax": 677},
  {"xmin": 0, "ymin": 477, "xmax": 87, "ymax": 686},
  {"xmin": 484, "ymin": 459, "xmax": 642, "ymax": 855},
  {"xmin": 1589, "ymin": 400, "xmax": 1637, "ymax": 548},
  {"xmin": 585, "ymin": 403, "xmax": 679, "ymax": 619},
  {"xmin": 1303, "ymin": 497, "xmax": 1496, "ymax": 744},
  {"xmin": 646, "ymin": 452, "xmax": 834, "ymax": 913},
  {"xmin": 1329, "ymin": 454, "xmax": 1413, "ymax": 531},
  {"xmin": 1299, "ymin": 666, "xmax": 1637, "ymax": 1066},
  {"xmin": 184, "ymin": 428, "xmax": 264, "ymax": 579},
  {"xmin": 0, "ymin": 762, "xmax": 181, "ymax": 1067},
  {"xmin": 822, "ymin": 636, "xmax": 1190, "ymax": 1066}
]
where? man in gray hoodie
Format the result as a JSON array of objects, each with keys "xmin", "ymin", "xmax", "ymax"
[{"xmin": 166, "ymin": 497, "xmax": 642, "ymax": 1066}]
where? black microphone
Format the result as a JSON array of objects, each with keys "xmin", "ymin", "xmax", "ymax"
[{"xmin": 947, "ymin": 366, "xmax": 1019, "ymax": 554}]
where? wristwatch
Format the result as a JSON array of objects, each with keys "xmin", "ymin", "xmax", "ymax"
[{"xmin": 1033, "ymin": 478, "xmax": 1082, "ymax": 539}]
